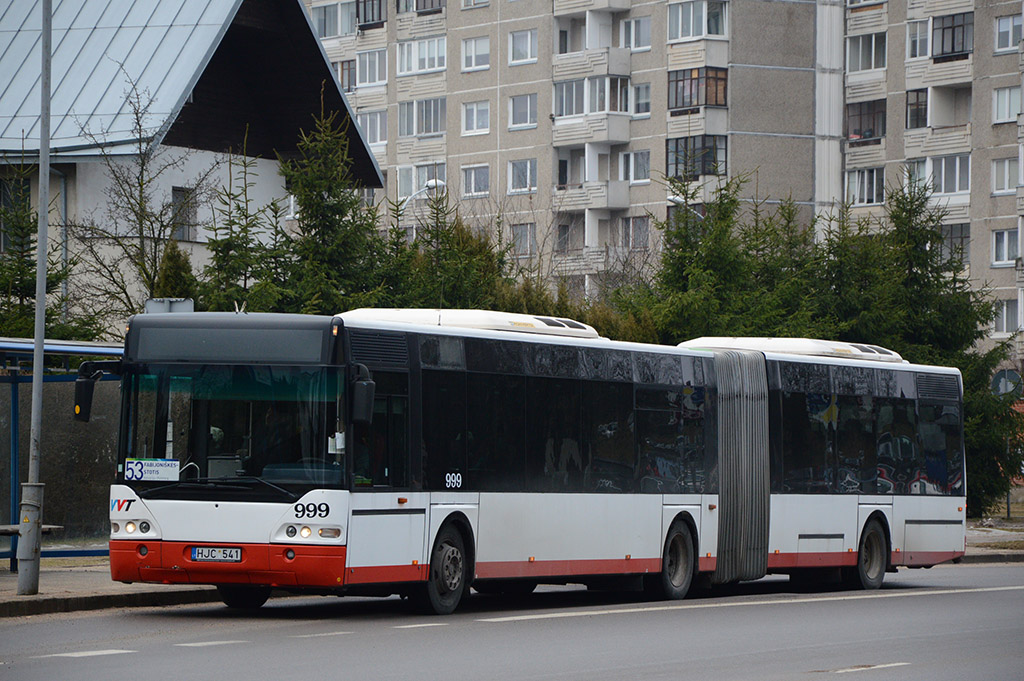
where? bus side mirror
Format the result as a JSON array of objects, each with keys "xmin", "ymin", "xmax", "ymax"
[
  {"xmin": 74, "ymin": 376, "xmax": 96, "ymax": 422},
  {"xmin": 350, "ymin": 364, "xmax": 375, "ymax": 425}
]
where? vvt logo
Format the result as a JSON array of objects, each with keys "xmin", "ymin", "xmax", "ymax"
[{"xmin": 111, "ymin": 499, "xmax": 135, "ymax": 512}]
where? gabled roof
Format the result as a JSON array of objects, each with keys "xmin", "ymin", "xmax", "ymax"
[{"xmin": 0, "ymin": 0, "xmax": 382, "ymax": 187}]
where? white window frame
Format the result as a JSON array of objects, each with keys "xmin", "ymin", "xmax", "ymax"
[
  {"xmin": 996, "ymin": 15, "xmax": 1023, "ymax": 53},
  {"xmin": 847, "ymin": 32, "xmax": 886, "ymax": 73},
  {"xmin": 312, "ymin": 3, "xmax": 340, "ymax": 38},
  {"xmin": 621, "ymin": 215, "xmax": 650, "ymax": 250},
  {"xmin": 356, "ymin": 110, "xmax": 387, "ymax": 146},
  {"xmin": 509, "ymin": 29, "xmax": 538, "ymax": 64},
  {"xmin": 554, "ymin": 79, "xmax": 586, "ymax": 118},
  {"xmin": 462, "ymin": 36, "xmax": 490, "ymax": 71},
  {"xmin": 994, "ymin": 297, "xmax": 1020, "ymax": 334},
  {"xmin": 356, "ymin": 48, "xmax": 387, "ymax": 86},
  {"xmin": 993, "ymin": 157, "xmax": 1019, "ymax": 195},
  {"xmin": 463, "ymin": 0, "xmax": 488, "ymax": 8},
  {"xmin": 509, "ymin": 93, "xmax": 538, "ymax": 129},
  {"xmin": 588, "ymin": 76, "xmax": 630, "ymax": 114},
  {"xmin": 511, "ymin": 222, "xmax": 537, "ymax": 257},
  {"xmin": 398, "ymin": 98, "xmax": 447, "ymax": 137},
  {"xmin": 622, "ymin": 17, "xmax": 651, "ymax": 51},
  {"xmin": 398, "ymin": 162, "xmax": 446, "ymax": 200},
  {"xmin": 907, "ymin": 20, "xmax": 929, "ymax": 59},
  {"xmin": 462, "ymin": 164, "xmax": 490, "ymax": 197},
  {"xmin": 993, "ymin": 86, "xmax": 1021, "ymax": 124},
  {"xmin": 462, "ymin": 100, "xmax": 490, "ymax": 135},
  {"xmin": 620, "ymin": 150, "xmax": 651, "ymax": 184},
  {"xmin": 633, "ymin": 83, "xmax": 651, "ymax": 117},
  {"xmin": 993, "ymin": 228, "xmax": 1019, "ymax": 265},
  {"xmin": 667, "ymin": 0, "xmax": 727, "ymax": 42},
  {"xmin": 846, "ymin": 167, "xmax": 885, "ymax": 205},
  {"xmin": 508, "ymin": 158, "xmax": 538, "ymax": 194},
  {"xmin": 397, "ymin": 37, "xmax": 446, "ymax": 76},
  {"xmin": 932, "ymin": 154, "xmax": 970, "ymax": 195}
]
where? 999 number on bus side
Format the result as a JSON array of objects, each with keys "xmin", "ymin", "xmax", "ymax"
[
  {"xmin": 294, "ymin": 502, "xmax": 330, "ymax": 518},
  {"xmin": 445, "ymin": 473, "xmax": 462, "ymax": 488}
]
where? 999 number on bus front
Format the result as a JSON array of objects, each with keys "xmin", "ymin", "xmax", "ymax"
[{"xmin": 294, "ymin": 502, "xmax": 330, "ymax": 518}]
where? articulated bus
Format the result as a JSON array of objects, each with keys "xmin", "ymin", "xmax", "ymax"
[{"xmin": 75, "ymin": 309, "xmax": 966, "ymax": 613}]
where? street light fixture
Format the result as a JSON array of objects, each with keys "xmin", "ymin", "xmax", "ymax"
[
  {"xmin": 667, "ymin": 194, "xmax": 705, "ymax": 221},
  {"xmin": 399, "ymin": 178, "xmax": 446, "ymax": 213}
]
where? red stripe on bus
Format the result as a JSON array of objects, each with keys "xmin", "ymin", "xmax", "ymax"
[
  {"xmin": 766, "ymin": 551, "xmax": 859, "ymax": 569},
  {"xmin": 109, "ymin": 540, "xmax": 347, "ymax": 588},
  {"xmin": 344, "ymin": 564, "xmax": 429, "ymax": 584},
  {"xmin": 892, "ymin": 550, "xmax": 964, "ymax": 567},
  {"xmin": 475, "ymin": 557, "xmax": 661, "ymax": 579}
]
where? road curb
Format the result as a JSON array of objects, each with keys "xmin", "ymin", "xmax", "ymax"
[
  {"xmin": 958, "ymin": 552, "xmax": 1024, "ymax": 564},
  {"xmin": 0, "ymin": 588, "xmax": 219, "ymax": 618}
]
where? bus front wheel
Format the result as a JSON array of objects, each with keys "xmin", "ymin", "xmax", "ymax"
[
  {"xmin": 844, "ymin": 519, "xmax": 887, "ymax": 590},
  {"xmin": 646, "ymin": 521, "xmax": 694, "ymax": 600},
  {"xmin": 416, "ymin": 524, "xmax": 468, "ymax": 615},
  {"xmin": 217, "ymin": 585, "xmax": 271, "ymax": 609}
]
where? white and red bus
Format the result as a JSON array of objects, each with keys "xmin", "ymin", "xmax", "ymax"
[{"xmin": 76, "ymin": 309, "xmax": 966, "ymax": 613}]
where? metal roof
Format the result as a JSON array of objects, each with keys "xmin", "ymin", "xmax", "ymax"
[
  {"xmin": 0, "ymin": 0, "xmax": 237, "ymax": 154},
  {"xmin": 0, "ymin": 0, "xmax": 383, "ymax": 186}
]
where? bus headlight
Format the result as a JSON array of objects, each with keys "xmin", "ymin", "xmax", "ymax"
[
  {"xmin": 125, "ymin": 521, "xmax": 137, "ymax": 534},
  {"xmin": 318, "ymin": 527, "xmax": 341, "ymax": 539},
  {"xmin": 286, "ymin": 525, "xmax": 297, "ymax": 538},
  {"xmin": 300, "ymin": 526, "xmax": 312, "ymax": 538}
]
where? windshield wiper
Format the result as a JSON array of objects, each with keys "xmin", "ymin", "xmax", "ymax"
[{"xmin": 140, "ymin": 477, "xmax": 299, "ymax": 501}]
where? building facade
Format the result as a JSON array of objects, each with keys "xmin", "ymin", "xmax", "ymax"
[{"xmin": 308, "ymin": 0, "xmax": 1024, "ymax": 358}]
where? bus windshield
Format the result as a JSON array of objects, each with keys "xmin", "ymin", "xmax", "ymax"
[{"xmin": 120, "ymin": 364, "xmax": 346, "ymax": 495}]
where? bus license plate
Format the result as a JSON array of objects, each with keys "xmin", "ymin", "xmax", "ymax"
[{"xmin": 191, "ymin": 547, "xmax": 241, "ymax": 562}]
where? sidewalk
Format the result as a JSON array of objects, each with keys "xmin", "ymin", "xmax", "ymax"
[{"xmin": 2, "ymin": 543, "xmax": 1022, "ymax": 618}]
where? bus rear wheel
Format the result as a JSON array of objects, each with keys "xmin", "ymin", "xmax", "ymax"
[
  {"xmin": 646, "ymin": 521, "xmax": 694, "ymax": 600},
  {"xmin": 416, "ymin": 524, "xmax": 468, "ymax": 615},
  {"xmin": 217, "ymin": 585, "xmax": 271, "ymax": 609},
  {"xmin": 844, "ymin": 519, "xmax": 887, "ymax": 590}
]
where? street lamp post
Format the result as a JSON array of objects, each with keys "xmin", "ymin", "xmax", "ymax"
[
  {"xmin": 667, "ymin": 194, "xmax": 705, "ymax": 221},
  {"xmin": 399, "ymin": 178, "xmax": 446, "ymax": 213}
]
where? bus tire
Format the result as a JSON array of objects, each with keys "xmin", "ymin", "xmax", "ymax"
[
  {"xmin": 845, "ymin": 519, "xmax": 887, "ymax": 590},
  {"xmin": 416, "ymin": 524, "xmax": 468, "ymax": 615},
  {"xmin": 217, "ymin": 585, "xmax": 271, "ymax": 609},
  {"xmin": 647, "ymin": 521, "xmax": 694, "ymax": 600}
]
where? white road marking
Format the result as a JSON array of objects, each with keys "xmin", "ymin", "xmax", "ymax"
[
  {"xmin": 174, "ymin": 640, "xmax": 249, "ymax": 647},
  {"xmin": 289, "ymin": 631, "xmax": 353, "ymax": 639},
  {"xmin": 834, "ymin": 662, "xmax": 911, "ymax": 673},
  {"xmin": 34, "ymin": 650, "xmax": 135, "ymax": 659},
  {"xmin": 477, "ymin": 585, "xmax": 1024, "ymax": 623},
  {"xmin": 393, "ymin": 622, "xmax": 449, "ymax": 629}
]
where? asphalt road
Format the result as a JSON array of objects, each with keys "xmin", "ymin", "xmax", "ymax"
[{"xmin": 2, "ymin": 564, "xmax": 1022, "ymax": 681}]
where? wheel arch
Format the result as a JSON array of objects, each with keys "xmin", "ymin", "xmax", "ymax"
[
  {"xmin": 863, "ymin": 510, "xmax": 892, "ymax": 571},
  {"xmin": 434, "ymin": 511, "xmax": 476, "ymax": 578},
  {"xmin": 668, "ymin": 511, "xmax": 700, "ymax": 575}
]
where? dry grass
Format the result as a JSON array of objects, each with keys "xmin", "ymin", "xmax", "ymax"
[{"xmin": 979, "ymin": 540, "xmax": 1024, "ymax": 551}]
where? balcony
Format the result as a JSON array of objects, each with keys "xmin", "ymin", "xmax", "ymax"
[
  {"xmin": 552, "ymin": 113, "xmax": 631, "ymax": 147},
  {"xmin": 903, "ymin": 123, "xmax": 971, "ymax": 158},
  {"xmin": 552, "ymin": 181, "xmax": 629, "ymax": 211},
  {"xmin": 904, "ymin": 53, "xmax": 972, "ymax": 90},
  {"xmin": 553, "ymin": 0, "xmax": 629, "ymax": 17},
  {"xmin": 552, "ymin": 47, "xmax": 631, "ymax": 80}
]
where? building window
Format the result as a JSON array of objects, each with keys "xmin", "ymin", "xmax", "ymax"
[
  {"xmin": 932, "ymin": 154, "xmax": 970, "ymax": 194},
  {"xmin": 668, "ymin": 67, "xmax": 727, "ymax": 111},
  {"xmin": 993, "ymin": 228, "xmax": 1019, "ymax": 265},
  {"xmin": 510, "ymin": 29, "xmax": 538, "ymax": 64},
  {"xmin": 555, "ymin": 222, "xmax": 582, "ymax": 253},
  {"xmin": 634, "ymin": 83, "xmax": 651, "ymax": 116},
  {"xmin": 667, "ymin": 0, "xmax": 726, "ymax": 41},
  {"xmin": 666, "ymin": 135, "xmax": 727, "ymax": 179},
  {"xmin": 462, "ymin": 165, "xmax": 489, "ymax": 196},
  {"xmin": 0, "ymin": 178, "xmax": 29, "ymax": 252},
  {"xmin": 554, "ymin": 79, "xmax": 586, "ymax": 117},
  {"xmin": 941, "ymin": 223, "xmax": 970, "ymax": 264},
  {"xmin": 357, "ymin": 49, "xmax": 387, "ymax": 86},
  {"xmin": 932, "ymin": 13, "xmax": 973, "ymax": 60},
  {"xmin": 847, "ymin": 99, "xmax": 885, "ymax": 141},
  {"xmin": 847, "ymin": 32, "xmax": 886, "ymax": 72},
  {"xmin": 846, "ymin": 167, "xmax": 885, "ymax": 205},
  {"xmin": 463, "ymin": 100, "xmax": 490, "ymax": 134},
  {"xmin": 512, "ymin": 222, "xmax": 536, "ymax": 257},
  {"xmin": 312, "ymin": 3, "xmax": 339, "ymax": 37},
  {"xmin": 510, "ymin": 93, "xmax": 538, "ymax": 128},
  {"xmin": 905, "ymin": 158, "xmax": 927, "ymax": 187},
  {"xmin": 996, "ymin": 16, "xmax": 1022, "ymax": 52},
  {"xmin": 340, "ymin": 1, "xmax": 357, "ymax": 33},
  {"xmin": 995, "ymin": 298, "xmax": 1019, "ymax": 334},
  {"xmin": 622, "ymin": 17, "xmax": 651, "ymax": 50},
  {"xmin": 463, "ymin": 36, "xmax": 490, "ymax": 71},
  {"xmin": 336, "ymin": 59, "xmax": 356, "ymax": 92},
  {"xmin": 356, "ymin": 110, "xmax": 387, "ymax": 145},
  {"xmin": 397, "ymin": 162, "xmax": 446, "ymax": 200},
  {"xmin": 357, "ymin": 0, "xmax": 386, "ymax": 25},
  {"xmin": 509, "ymin": 158, "xmax": 538, "ymax": 194},
  {"xmin": 398, "ymin": 98, "xmax": 446, "ymax": 137},
  {"xmin": 397, "ymin": 0, "xmax": 413, "ymax": 13},
  {"xmin": 993, "ymin": 157, "xmax": 1019, "ymax": 194},
  {"xmin": 993, "ymin": 86, "xmax": 1021, "ymax": 124},
  {"xmin": 463, "ymin": 0, "xmax": 487, "ymax": 7},
  {"xmin": 589, "ymin": 76, "xmax": 630, "ymax": 113},
  {"xmin": 620, "ymin": 150, "xmax": 650, "ymax": 184},
  {"xmin": 170, "ymin": 186, "xmax": 198, "ymax": 242},
  {"xmin": 620, "ymin": 216, "xmax": 650, "ymax": 250},
  {"xmin": 397, "ymin": 37, "xmax": 446, "ymax": 75},
  {"xmin": 416, "ymin": 0, "xmax": 445, "ymax": 13},
  {"xmin": 907, "ymin": 20, "xmax": 928, "ymax": 59},
  {"xmin": 906, "ymin": 89, "xmax": 927, "ymax": 129}
]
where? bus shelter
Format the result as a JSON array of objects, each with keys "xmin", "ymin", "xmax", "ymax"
[{"xmin": 1, "ymin": 338, "xmax": 121, "ymax": 570}]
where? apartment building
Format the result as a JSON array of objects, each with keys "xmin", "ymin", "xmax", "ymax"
[{"xmin": 306, "ymin": 0, "xmax": 1024, "ymax": 360}]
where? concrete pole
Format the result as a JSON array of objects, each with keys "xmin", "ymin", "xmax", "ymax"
[{"xmin": 18, "ymin": 0, "xmax": 52, "ymax": 595}]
